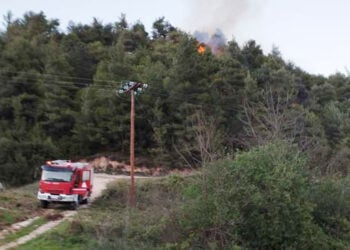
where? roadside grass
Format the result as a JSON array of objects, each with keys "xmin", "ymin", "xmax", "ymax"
[
  {"xmin": 0, "ymin": 210, "xmax": 18, "ymax": 225},
  {"xmin": 0, "ymin": 217, "xmax": 47, "ymax": 246},
  {"xmin": 15, "ymin": 220, "xmax": 83, "ymax": 250},
  {"xmin": 17, "ymin": 174, "xmax": 193, "ymax": 249},
  {"xmin": 0, "ymin": 182, "xmax": 40, "ymax": 230}
]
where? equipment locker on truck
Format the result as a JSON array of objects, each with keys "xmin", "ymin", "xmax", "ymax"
[{"xmin": 37, "ymin": 160, "xmax": 93, "ymax": 210}]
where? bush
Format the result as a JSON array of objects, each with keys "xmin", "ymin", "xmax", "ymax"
[
  {"xmin": 180, "ymin": 141, "xmax": 319, "ymax": 249},
  {"xmin": 60, "ymin": 176, "xmax": 188, "ymax": 249},
  {"xmin": 310, "ymin": 177, "xmax": 350, "ymax": 245}
]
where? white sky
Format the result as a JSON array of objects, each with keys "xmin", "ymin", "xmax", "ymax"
[{"xmin": 0, "ymin": 0, "xmax": 349, "ymax": 76}]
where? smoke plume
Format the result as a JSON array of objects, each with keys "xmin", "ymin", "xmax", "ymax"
[
  {"xmin": 187, "ymin": 0, "xmax": 252, "ymax": 36},
  {"xmin": 187, "ymin": 0, "xmax": 255, "ymax": 54}
]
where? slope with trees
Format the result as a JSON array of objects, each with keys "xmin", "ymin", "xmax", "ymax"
[{"xmin": 0, "ymin": 12, "xmax": 349, "ymax": 184}]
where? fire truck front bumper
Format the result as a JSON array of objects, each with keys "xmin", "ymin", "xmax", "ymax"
[{"xmin": 37, "ymin": 192, "xmax": 78, "ymax": 203}]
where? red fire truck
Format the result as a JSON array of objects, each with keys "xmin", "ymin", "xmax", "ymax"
[{"xmin": 37, "ymin": 160, "xmax": 93, "ymax": 209}]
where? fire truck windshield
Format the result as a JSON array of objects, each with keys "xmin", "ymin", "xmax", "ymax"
[{"xmin": 41, "ymin": 166, "xmax": 73, "ymax": 182}]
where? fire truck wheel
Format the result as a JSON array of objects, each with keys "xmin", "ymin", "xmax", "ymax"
[
  {"xmin": 40, "ymin": 200, "xmax": 49, "ymax": 209},
  {"xmin": 70, "ymin": 200, "xmax": 79, "ymax": 210},
  {"xmin": 78, "ymin": 195, "xmax": 83, "ymax": 204},
  {"xmin": 81, "ymin": 196, "xmax": 90, "ymax": 205}
]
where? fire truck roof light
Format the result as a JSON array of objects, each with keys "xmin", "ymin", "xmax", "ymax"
[{"xmin": 47, "ymin": 160, "xmax": 72, "ymax": 167}]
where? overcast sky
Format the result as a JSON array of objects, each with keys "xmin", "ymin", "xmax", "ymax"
[{"xmin": 1, "ymin": 0, "xmax": 349, "ymax": 76}]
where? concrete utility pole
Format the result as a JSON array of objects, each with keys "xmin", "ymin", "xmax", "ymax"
[{"xmin": 118, "ymin": 81, "xmax": 148, "ymax": 207}]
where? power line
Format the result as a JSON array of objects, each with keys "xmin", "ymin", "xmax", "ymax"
[
  {"xmin": 0, "ymin": 69, "xmax": 122, "ymax": 85},
  {"xmin": 0, "ymin": 74, "xmax": 242, "ymax": 113},
  {"xmin": 0, "ymin": 75, "xmax": 118, "ymax": 90}
]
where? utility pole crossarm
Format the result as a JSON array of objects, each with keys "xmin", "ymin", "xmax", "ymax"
[
  {"xmin": 125, "ymin": 82, "xmax": 142, "ymax": 93},
  {"xmin": 118, "ymin": 81, "xmax": 148, "ymax": 95}
]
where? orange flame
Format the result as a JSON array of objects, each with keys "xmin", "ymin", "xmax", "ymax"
[{"xmin": 197, "ymin": 43, "xmax": 206, "ymax": 54}]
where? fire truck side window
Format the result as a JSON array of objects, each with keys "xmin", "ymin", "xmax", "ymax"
[{"xmin": 82, "ymin": 171, "xmax": 90, "ymax": 181}]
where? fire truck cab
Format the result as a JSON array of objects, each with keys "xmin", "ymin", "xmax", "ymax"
[{"xmin": 37, "ymin": 160, "xmax": 93, "ymax": 209}]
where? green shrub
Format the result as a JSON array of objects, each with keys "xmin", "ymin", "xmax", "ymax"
[
  {"xmin": 180, "ymin": 141, "xmax": 319, "ymax": 249},
  {"xmin": 310, "ymin": 177, "xmax": 350, "ymax": 245},
  {"xmin": 92, "ymin": 180, "xmax": 129, "ymax": 210},
  {"xmin": 56, "ymin": 176, "xmax": 189, "ymax": 249}
]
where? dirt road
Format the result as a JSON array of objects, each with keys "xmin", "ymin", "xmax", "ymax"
[{"xmin": 0, "ymin": 173, "xmax": 129, "ymax": 250}]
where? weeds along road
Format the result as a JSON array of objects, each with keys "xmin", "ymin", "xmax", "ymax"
[
  {"xmin": 90, "ymin": 173, "xmax": 130, "ymax": 200},
  {"xmin": 0, "ymin": 173, "xmax": 131, "ymax": 250}
]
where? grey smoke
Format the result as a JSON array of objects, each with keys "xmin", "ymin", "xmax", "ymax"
[{"xmin": 187, "ymin": 0, "xmax": 252, "ymax": 36}]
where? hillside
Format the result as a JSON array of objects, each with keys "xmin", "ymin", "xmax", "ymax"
[{"xmin": 1, "ymin": 12, "xmax": 349, "ymax": 186}]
